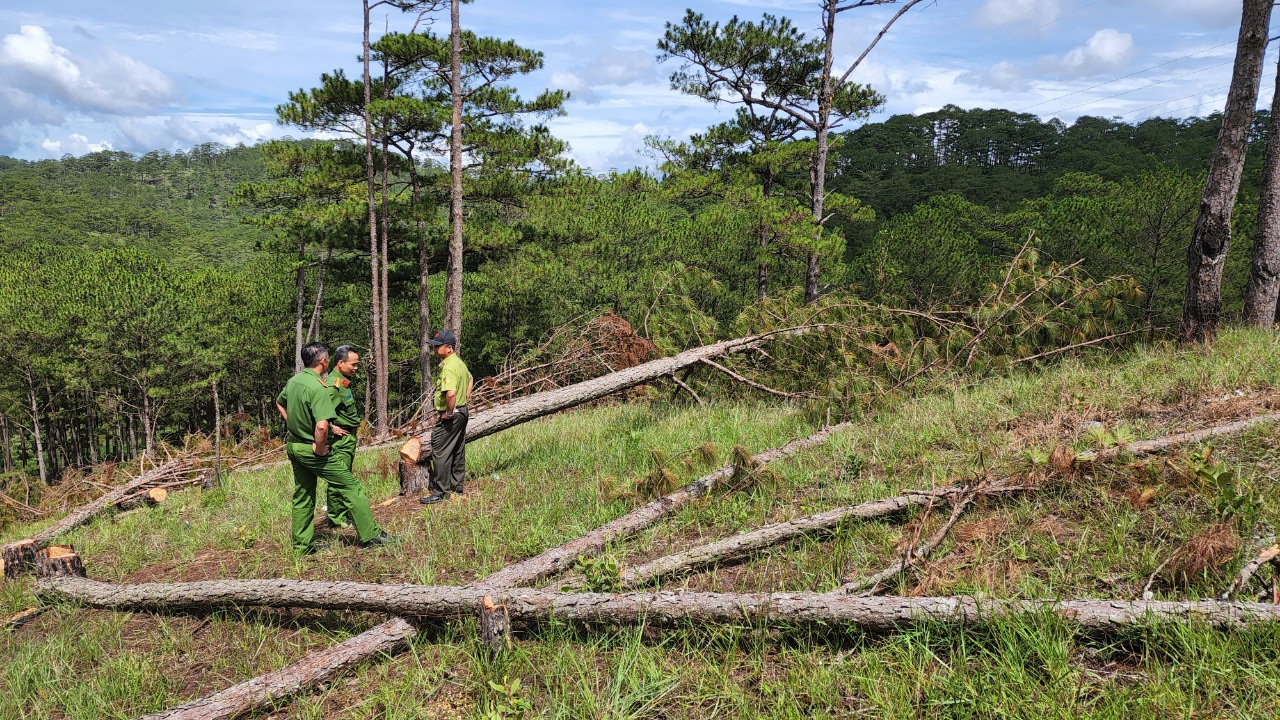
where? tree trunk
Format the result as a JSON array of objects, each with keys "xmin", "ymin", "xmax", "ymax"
[
  {"xmin": 293, "ymin": 244, "xmax": 306, "ymax": 371},
  {"xmin": 398, "ymin": 460, "xmax": 432, "ymax": 496},
  {"xmin": 26, "ymin": 380, "xmax": 47, "ymax": 484},
  {"xmin": 1182, "ymin": 0, "xmax": 1272, "ymax": 341},
  {"xmin": 1244, "ymin": 53, "xmax": 1280, "ymax": 326},
  {"xmin": 37, "ymin": 576, "xmax": 1280, "ymax": 632},
  {"xmin": 2, "ymin": 459, "xmax": 193, "ymax": 576},
  {"xmin": 445, "ymin": 0, "xmax": 465, "ymax": 343},
  {"xmin": 0, "ymin": 413, "xmax": 11, "ymax": 473},
  {"xmin": 304, "ymin": 253, "xmax": 328, "ymax": 343},
  {"xmin": 411, "ymin": 148, "xmax": 435, "ymax": 407},
  {"xmin": 1076, "ymin": 412, "xmax": 1280, "ymax": 463},
  {"xmin": 610, "ymin": 488, "xmax": 970, "ymax": 591},
  {"xmin": 805, "ymin": 0, "xmax": 838, "ymax": 306},
  {"xmin": 363, "ymin": 0, "xmax": 389, "ymax": 436},
  {"xmin": 405, "ymin": 326, "xmax": 826, "ymax": 447},
  {"xmin": 477, "ymin": 421, "xmax": 852, "ymax": 589},
  {"xmin": 378, "ymin": 55, "xmax": 392, "ymax": 436}
]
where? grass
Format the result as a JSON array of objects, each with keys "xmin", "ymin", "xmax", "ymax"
[{"xmin": 5, "ymin": 328, "xmax": 1280, "ymax": 718}]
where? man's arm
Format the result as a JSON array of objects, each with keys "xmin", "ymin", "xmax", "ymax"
[
  {"xmin": 313, "ymin": 419, "xmax": 330, "ymax": 455},
  {"xmin": 275, "ymin": 402, "xmax": 288, "ymax": 421},
  {"xmin": 443, "ymin": 390, "xmax": 457, "ymax": 417}
]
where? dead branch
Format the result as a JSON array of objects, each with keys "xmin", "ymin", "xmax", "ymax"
[
  {"xmin": 698, "ymin": 358, "xmax": 808, "ymax": 400},
  {"xmin": 832, "ymin": 492, "xmax": 975, "ymax": 595},
  {"xmin": 1223, "ymin": 537, "xmax": 1280, "ymax": 601}
]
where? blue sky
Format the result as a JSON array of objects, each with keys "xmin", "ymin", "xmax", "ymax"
[{"xmin": 0, "ymin": 0, "xmax": 1254, "ymax": 172}]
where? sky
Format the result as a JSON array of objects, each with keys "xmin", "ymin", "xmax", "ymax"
[{"xmin": 0, "ymin": 0, "xmax": 1258, "ymax": 173}]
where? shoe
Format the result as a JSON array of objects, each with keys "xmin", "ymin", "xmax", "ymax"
[
  {"xmin": 317, "ymin": 517, "xmax": 350, "ymax": 530},
  {"xmin": 363, "ymin": 531, "xmax": 403, "ymax": 547},
  {"xmin": 300, "ymin": 542, "xmax": 330, "ymax": 556},
  {"xmin": 419, "ymin": 492, "xmax": 449, "ymax": 505}
]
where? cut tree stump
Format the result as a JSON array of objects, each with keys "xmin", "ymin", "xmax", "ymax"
[
  {"xmin": 36, "ymin": 575, "xmax": 1280, "ymax": 631},
  {"xmin": 479, "ymin": 595, "xmax": 511, "ymax": 656},
  {"xmin": 2, "ymin": 540, "xmax": 36, "ymax": 580},
  {"xmin": 398, "ymin": 460, "xmax": 432, "ymax": 496},
  {"xmin": 118, "ymin": 487, "xmax": 169, "ymax": 511},
  {"xmin": 35, "ymin": 546, "xmax": 85, "ymax": 579}
]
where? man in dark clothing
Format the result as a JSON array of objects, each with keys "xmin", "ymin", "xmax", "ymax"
[{"xmin": 420, "ymin": 330, "xmax": 473, "ymax": 505}]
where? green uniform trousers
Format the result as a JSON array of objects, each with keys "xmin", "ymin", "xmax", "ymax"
[
  {"xmin": 287, "ymin": 440, "xmax": 380, "ymax": 554},
  {"xmin": 324, "ymin": 433, "xmax": 358, "ymax": 527}
]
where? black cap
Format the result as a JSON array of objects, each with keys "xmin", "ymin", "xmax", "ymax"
[{"xmin": 427, "ymin": 330, "xmax": 458, "ymax": 347}]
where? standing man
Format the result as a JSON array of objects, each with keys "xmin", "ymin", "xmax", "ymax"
[
  {"xmin": 276, "ymin": 341, "xmax": 399, "ymax": 554},
  {"xmin": 420, "ymin": 330, "xmax": 473, "ymax": 504},
  {"xmin": 321, "ymin": 345, "xmax": 361, "ymax": 529}
]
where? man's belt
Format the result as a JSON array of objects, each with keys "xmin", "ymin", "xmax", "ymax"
[{"xmin": 335, "ymin": 424, "xmax": 359, "ymax": 433}]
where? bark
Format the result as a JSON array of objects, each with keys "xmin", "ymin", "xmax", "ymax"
[
  {"xmin": 1, "ymin": 412, "xmax": 11, "ymax": 473},
  {"xmin": 1243, "ymin": 52, "xmax": 1280, "ymax": 326},
  {"xmin": 37, "ymin": 576, "xmax": 1280, "ymax": 632},
  {"xmin": 398, "ymin": 460, "xmax": 432, "ymax": 496},
  {"xmin": 611, "ymin": 487, "xmax": 975, "ymax": 591},
  {"xmin": 26, "ymin": 380, "xmax": 47, "ymax": 484},
  {"xmin": 476, "ymin": 421, "xmax": 852, "ymax": 589},
  {"xmin": 445, "ymin": 0, "xmax": 464, "ymax": 342},
  {"xmin": 806, "ymin": 0, "xmax": 838, "ymax": 306},
  {"xmin": 831, "ymin": 493, "xmax": 973, "ymax": 595},
  {"xmin": 1075, "ymin": 412, "xmax": 1280, "ymax": 463},
  {"xmin": 363, "ymin": 0, "xmax": 388, "ymax": 436},
  {"xmin": 1223, "ymin": 537, "xmax": 1279, "ymax": 601},
  {"xmin": 134, "ymin": 617, "xmax": 418, "ymax": 720},
  {"xmin": 1182, "ymin": 0, "xmax": 1273, "ymax": 341},
  {"xmin": 2, "ymin": 459, "xmax": 193, "ymax": 576},
  {"xmin": 35, "ymin": 546, "xmax": 86, "ymax": 579},
  {"xmin": 304, "ymin": 256, "xmax": 328, "ymax": 344},
  {"xmin": 409, "ymin": 326, "xmax": 828, "ymax": 447},
  {"xmin": 293, "ymin": 245, "xmax": 306, "ymax": 371}
]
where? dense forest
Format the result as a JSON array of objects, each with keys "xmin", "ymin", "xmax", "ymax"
[{"xmin": 0, "ymin": 105, "xmax": 1267, "ymax": 486}]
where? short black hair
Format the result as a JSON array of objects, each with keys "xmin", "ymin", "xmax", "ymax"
[
  {"xmin": 301, "ymin": 342, "xmax": 330, "ymax": 369},
  {"xmin": 333, "ymin": 345, "xmax": 357, "ymax": 364}
]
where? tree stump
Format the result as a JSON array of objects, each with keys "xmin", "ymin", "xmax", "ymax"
[
  {"xmin": 35, "ymin": 546, "xmax": 86, "ymax": 579},
  {"xmin": 399, "ymin": 459, "xmax": 433, "ymax": 496},
  {"xmin": 2, "ymin": 540, "xmax": 36, "ymax": 580},
  {"xmin": 478, "ymin": 595, "xmax": 511, "ymax": 656},
  {"xmin": 119, "ymin": 487, "xmax": 170, "ymax": 511}
]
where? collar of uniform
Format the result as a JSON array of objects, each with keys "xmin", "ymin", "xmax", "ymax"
[{"xmin": 303, "ymin": 368, "xmax": 326, "ymax": 385}]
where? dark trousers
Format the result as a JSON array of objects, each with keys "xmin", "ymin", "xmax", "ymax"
[{"xmin": 431, "ymin": 406, "xmax": 468, "ymax": 494}]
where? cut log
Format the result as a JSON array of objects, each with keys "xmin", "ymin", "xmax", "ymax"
[
  {"xmin": 606, "ymin": 486, "xmax": 980, "ymax": 591},
  {"xmin": 399, "ymin": 437, "xmax": 422, "ymax": 464},
  {"xmin": 3, "ymin": 458, "xmax": 194, "ymax": 577},
  {"xmin": 118, "ymin": 487, "xmax": 170, "ymax": 511},
  {"xmin": 1077, "ymin": 413, "xmax": 1280, "ymax": 463},
  {"xmin": 831, "ymin": 493, "xmax": 974, "ymax": 595},
  {"xmin": 2, "ymin": 606, "xmax": 46, "ymax": 632},
  {"xmin": 134, "ymin": 617, "xmax": 418, "ymax": 720},
  {"xmin": 35, "ymin": 546, "xmax": 85, "ymax": 579},
  {"xmin": 3, "ymin": 539, "xmax": 36, "ymax": 580},
  {"xmin": 398, "ymin": 460, "xmax": 432, "ymax": 496},
  {"xmin": 36, "ymin": 575, "xmax": 1280, "ymax": 632},
  {"xmin": 476, "ymin": 422, "xmax": 852, "ymax": 589},
  {"xmin": 401, "ymin": 325, "xmax": 829, "ymax": 453}
]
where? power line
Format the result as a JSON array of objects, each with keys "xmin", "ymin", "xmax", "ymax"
[
  {"xmin": 1017, "ymin": 35, "xmax": 1242, "ymax": 113},
  {"xmin": 1117, "ymin": 69, "xmax": 1276, "ymax": 119},
  {"xmin": 1038, "ymin": 58, "xmax": 1236, "ymax": 117}
]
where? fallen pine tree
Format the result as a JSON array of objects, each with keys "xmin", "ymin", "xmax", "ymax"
[{"xmin": 36, "ymin": 573, "xmax": 1280, "ymax": 632}]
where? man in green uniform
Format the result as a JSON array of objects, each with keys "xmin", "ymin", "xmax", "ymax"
[
  {"xmin": 320, "ymin": 345, "xmax": 362, "ymax": 529},
  {"xmin": 276, "ymin": 342, "xmax": 398, "ymax": 554},
  {"xmin": 420, "ymin": 330, "xmax": 473, "ymax": 505}
]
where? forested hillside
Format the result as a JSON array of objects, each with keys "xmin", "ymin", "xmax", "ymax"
[{"xmin": 0, "ymin": 106, "xmax": 1270, "ymax": 489}]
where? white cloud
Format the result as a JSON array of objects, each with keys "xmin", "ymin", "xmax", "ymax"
[
  {"xmin": 957, "ymin": 60, "xmax": 1031, "ymax": 91},
  {"xmin": 977, "ymin": 0, "xmax": 1061, "ymax": 29},
  {"xmin": 41, "ymin": 132, "xmax": 112, "ymax": 155},
  {"xmin": 0, "ymin": 25, "xmax": 176, "ymax": 115},
  {"xmin": 1040, "ymin": 28, "xmax": 1135, "ymax": 78}
]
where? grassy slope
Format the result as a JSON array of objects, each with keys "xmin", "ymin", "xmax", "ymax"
[{"xmin": 5, "ymin": 330, "xmax": 1280, "ymax": 718}]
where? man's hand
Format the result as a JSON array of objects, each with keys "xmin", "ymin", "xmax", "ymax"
[
  {"xmin": 331, "ymin": 426, "xmax": 350, "ymax": 437},
  {"xmin": 312, "ymin": 442, "xmax": 329, "ymax": 456}
]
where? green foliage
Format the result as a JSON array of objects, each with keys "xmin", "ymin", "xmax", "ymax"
[
  {"xmin": 574, "ymin": 554, "xmax": 622, "ymax": 593},
  {"xmin": 481, "ymin": 675, "xmax": 533, "ymax": 720},
  {"xmin": 1183, "ymin": 447, "xmax": 1263, "ymax": 529}
]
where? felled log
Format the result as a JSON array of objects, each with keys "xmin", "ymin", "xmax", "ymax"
[
  {"xmin": 831, "ymin": 493, "xmax": 974, "ymax": 595},
  {"xmin": 36, "ymin": 575, "xmax": 1280, "ymax": 632},
  {"xmin": 3, "ymin": 458, "xmax": 194, "ymax": 577},
  {"xmin": 1077, "ymin": 412, "xmax": 1280, "ymax": 463},
  {"xmin": 402, "ymin": 326, "xmax": 828, "ymax": 453},
  {"xmin": 476, "ymin": 422, "xmax": 852, "ymax": 589},
  {"xmin": 117, "ymin": 487, "xmax": 170, "ymax": 511},
  {"xmin": 134, "ymin": 617, "xmax": 418, "ymax": 720},
  {"xmin": 607, "ymin": 486, "xmax": 978, "ymax": 591},
  {"xmin": 35, "ymin": 546, "xmax": 85, "ymax": 579}
]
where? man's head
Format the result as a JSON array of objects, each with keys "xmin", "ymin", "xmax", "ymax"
[
  {"xmin": 333, "ymin": 345, "xmax": 360, "ymax": 378},
  {"xmin": 428, "ymin": 330, "xmax": 458, "ymax": 358},
  {"xmin": 301, "ymin": 342, "xmax": 330, "ymax": 372}
]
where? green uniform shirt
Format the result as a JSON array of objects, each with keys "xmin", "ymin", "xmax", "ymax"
[
  {"xmin": 432, "ymin": 354, "xmax": 472, "ymax": 412},
  {"xmin": 276, "ymin": 368, "xmax": 337, "ymax": 443},
  {"xmin": 327, "ymin": 370, "xmax": 361, "ymax": 430}
]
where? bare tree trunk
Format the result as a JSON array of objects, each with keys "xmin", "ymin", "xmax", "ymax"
[
  {"xmin": 26, "ymin": 380, "xmax": 47, "ymax": 484},
  {"xmin": 38, "ymin": 576, "xmax": 1280, "ymax": 632},
  {"xmin": 445, "ymin": 0, "xmax": 465, "ymax": 343},
  {"xmin": 0, "ymin": 413, "xmax": 10, "ymax": 473},
  {"xmin": 409, "ymin": 148, "xmax": 435, "ymax": 406},
  {"xmin": 1244, "ymin": 53, "xmax": 1280, "ymax": 326},
  {"xmin": 305, "ymin": 252, "xmax": 328, "ymax": 343},
  {"xmin": 1182, "ymin": 0, "xmax": 1272, "ymax": 341},
  {"xmin": 363, "ymin": 0, "xmax": 389, "ymax": 436},
  {"xmin": 804, "ymin": 0, "xmax": 839, "ymax": 306},
  {"xmin": 293, "ymin": 245, "xmax": 307, "ymax": 370},
  {"xmin": 379, "ymin": 51, "xmax": 393, "ymax": 434}
]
